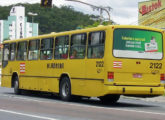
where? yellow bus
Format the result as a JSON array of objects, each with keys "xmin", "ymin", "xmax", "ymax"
[{"xmin": 1, "ymin": 25, "xmax": 165, "ymax": 103}]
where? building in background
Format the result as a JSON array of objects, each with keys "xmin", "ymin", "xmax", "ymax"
[
  {"xmin": 0, "ymin": 6, "xmax": 39, "ymax": 43},
  {"xmin": 138, "ymin": 0, "xmax": 165, "ymax": 29}
]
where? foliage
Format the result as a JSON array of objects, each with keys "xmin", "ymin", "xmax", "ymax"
[
  {"xmin": 0, "ymin": 3, "xmax": 95, "ymax": 34},
  {"xmin": 78, "ymin": 20, "xmax": 115, "ymax": 29}
]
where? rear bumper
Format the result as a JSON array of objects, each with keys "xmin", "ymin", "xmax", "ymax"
[{"xmin": 104, "ymin": 85, "xmax": 165, "ymax": 96}]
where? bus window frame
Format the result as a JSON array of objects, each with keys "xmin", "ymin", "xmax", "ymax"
[
  {"xmin": 16, "ymin": 41, "xmax": 28, "ymax": 61},
  {"xmin": 54, "ymin": 35, "xmax": 69, "ymax": 60},
  {"xmin": 2, "ymin": 43, "xmax": 9, "ymax": 68},
  {"xmin": 28, "ymin": 39, "xmax": 40, "ymax": 61},
  {"xmin": 69, "ymin": 33, "xmax": 87, "ymax": 59},
  {"xmin": 40, "ymin": 37, "xmax": 54, "ymax": 60},
  {"xmin": 87, "ymin": 31, "xmax": 105, "ymax": 59},
  {"xmin": 112, "ymin": 28, "xmax": 164, "ymax": 60},
  {"xmin": 9, "ymin": 42, "xmax": 16, "ymax": 61}
]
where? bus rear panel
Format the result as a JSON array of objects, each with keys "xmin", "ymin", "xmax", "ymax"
[{"xmin": 104, "ymin": 27, "xmax": 164, "ymax": 97}]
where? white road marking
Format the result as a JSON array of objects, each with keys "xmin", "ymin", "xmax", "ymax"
[
  {"xmin": 1, "ymin": 93, "xmax": 165, "ymax": 117},
  {"xmin": 0, "ymin": 109, "xmax": 58, "ymax": 120}
]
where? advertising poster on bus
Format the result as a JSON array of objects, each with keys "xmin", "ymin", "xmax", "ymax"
[{"xmin": 113, "ymin": 29, "xmax": 163, "ymax": 59}]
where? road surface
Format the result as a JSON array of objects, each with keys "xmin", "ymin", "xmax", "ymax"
[{"xmin": 0, "ymin": 87, "xmax": 165, "ymax": 120}]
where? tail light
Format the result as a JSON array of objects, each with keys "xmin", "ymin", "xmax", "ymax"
[
  {"xmin": 108, "ymin": 72, "xmax": 114, "ymax": 82},
  {"xmin": 160, "ymin": 74, "xmax": 165, "ymax": 83}
]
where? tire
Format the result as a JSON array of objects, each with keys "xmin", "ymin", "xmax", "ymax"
[
  {"xmin": 99, "ymin": 95, "xmax": 120, "ymax": 104},
  {"xmin": 72, "ymin": 95, "xmax": 82, "ymax": 102},
  {"xmin": 59, "ymin": 77, "xmax": 72, "ymax": 101},
  {"xmin": 14, "ymin": 76, "xmax": 21, "ymax": 95}
]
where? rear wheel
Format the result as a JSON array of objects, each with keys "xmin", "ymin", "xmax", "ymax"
[
  {"xmin": 99, "ymin": 95, "xmax": 120, "ymax": 104},
  {"xmin": 59, "ymin": 77, "xmax": 72, "ymax": 101},
  {"xmin": 72, "ymin": 95, "xmax": 82, "ymax": 102},
  {"xmin": 14, "ymin": 76, "xmax": 21, "ymax": 95}
]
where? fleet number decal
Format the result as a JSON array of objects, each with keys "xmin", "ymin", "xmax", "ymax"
[
  {"xmin": 96, "ymin": 61, "xmax": 104, "ymax": 73},
  {"xmin": 96, "ymin": 61, "xmax": 104, "ymax": 67},
  {"xmin": 150, "ymin": 63, "xmax": 162, "ymax": 69}
]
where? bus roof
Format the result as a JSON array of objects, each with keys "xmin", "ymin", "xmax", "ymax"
[{"xmin": 3, "ymin": 25, "xmax": 164, "ymax": 43}]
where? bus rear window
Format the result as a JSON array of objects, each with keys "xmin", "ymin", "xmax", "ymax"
[{"xmin": 113, "ymin": 29, "xmax": 163, "ymax": 60}]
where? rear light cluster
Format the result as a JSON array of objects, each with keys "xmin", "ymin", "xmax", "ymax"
[
  {"xmin": 160, "ymin": 74, "xmax": 165, "ymax": 83},
  {"xmin": 108, "ymin": 72, "xmax": 114, "ymax": 82}
]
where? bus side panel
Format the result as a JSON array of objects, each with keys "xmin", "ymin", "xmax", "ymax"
[
  {"xmin": 84, "ymin": 59, "xmax": 105, "ymax": 97},
  {"xmin": 82, "ymin": 29, "xmax": 108, "ymax": 97},
  {"xmin": 12, "ymin": 61, "xmax": 37, "ymax": 91},
  {"xmin": 19, "ymin": 61, "xmax": 59, "ymax": 93},
  {"xmin": 19, "ymin": 77, "xmax": 38, "ymax": 90},
  {"xmin": 1, "ymin": 62, "xmax": 16, "ymax": 88},
  {"xmin": 37, "ymin": 77, "xmax": 59, "ymax": 92},
  {"xmin": 1, "ymin": 76, "xmax": 12, "ymax": 88},
  {"xmin": 71, "ymin": 79, "xmax": 104, "ymax": 97},
  {"xmin": 66, "ymin": 59, "xmax": 86, "ymax": 96}
]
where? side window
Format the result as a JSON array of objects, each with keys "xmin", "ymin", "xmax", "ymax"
[
  {"xmin": 70, "ymin": 33, "xmax": 86, "ymax": 59},
  {"xmin": 9, "ymin": 43, "xmax": 16, "ymax": 61},
  {"xmin": 28, "ymin": 40, "xmax": 40, "ymax": 60},
  {"xmin": 55, "ymin": 36, "xmax": 69, "ymax": 59},
  {"xmin": 16, "ymin": 41, "xmax": 27, "ymax": 61},
  {"xmin": 3, "ymin": 44, "xmax": 9, "ymax": 61},
  {"xmin": 40, "ymin": 38, "xmax": 54, "ymax": 60},
  {"xmin": 2, "ymin": 44, "xmax": 9, "ymax": 68},
  {"xmin": 88, "ymin": 31, "xmax": 105, "ymax": 58}
]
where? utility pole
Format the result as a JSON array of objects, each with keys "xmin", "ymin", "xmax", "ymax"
[
  {"xmin": 65, "ymin": 0, "xmax": 112, "ymax": 25},
  {"xmin": 28, "ymin": 12, "xmax": 38, "ymax": 37}
]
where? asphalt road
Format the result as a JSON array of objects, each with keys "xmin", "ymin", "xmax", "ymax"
[{"xmin": 0, "ymin": 87, "xmax": 165, "ymax": 120}]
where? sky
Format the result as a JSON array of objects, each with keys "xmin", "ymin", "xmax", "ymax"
[{"xmin": 0, "ymin": 0, "xmax": 148, "ymax": 25}]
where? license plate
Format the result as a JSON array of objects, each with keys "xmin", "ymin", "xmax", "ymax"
[{"xmin": 133, "ymin": 73, "xmax": 142, "ymax": 78}]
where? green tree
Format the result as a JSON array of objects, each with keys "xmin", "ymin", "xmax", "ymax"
[
  {"xmin": 0, "ymin": 3, "xmax": 115, "ymax": 34},
  {"xmin": 0, "ymin": 3, "xmax": 96, "ymax": 34},
  {"xmin": 78, "ymin": 20, "xmax": 115, "ymax": 29}
]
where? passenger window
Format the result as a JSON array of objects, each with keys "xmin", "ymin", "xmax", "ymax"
[
  {"xmin": 17, "ymin": 41, "xmax": 27, "ymax": 61},
  {"xmin": 2, "ymin": 44, "xmax": 9, "ymax": 68},
  {"xmin": 3, "ymin": 44, "xmax": 9, "ymax": 61},
  {"xmin": 70, "ymin": 33, "xmax": 86, "ymax": 59},
  {"xmin": 40, "ymin": 38, "xmax": 54, "ymax": 60},
  {"xmin": 55, "ymin": 36, "xmax": 69, "ymax": 59},
  {"xmin": 28, "ymin": 40, "xmax": 40, "ymax": 60},
  {"xmin": 88, "ymin": 31, "xmax": 105, "ymax": 58},
  {"xmin": 9, "ymin": 43, "xmax": 16, "ymax": 61}
]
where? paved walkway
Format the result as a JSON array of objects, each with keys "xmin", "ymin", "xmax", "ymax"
[
  {"xmin": 122, "ymin": 95, "xmax": 165, "ymax": 103},
  {"xmin": 144, "ymin": 96, "xmax": 165, "ymax": 103}
]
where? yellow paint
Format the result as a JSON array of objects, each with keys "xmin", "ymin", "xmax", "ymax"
[
  {"xmin": 1, "ymin": 25, "xmax": 165, "ymax": 97},
  {"xmin": 44, "ymin": 0, "xmax": 48, "ymax": 5}
]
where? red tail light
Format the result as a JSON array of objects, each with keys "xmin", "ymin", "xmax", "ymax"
[
  {"xmin": 108, "ymin": 72, "xmax": 114, "ymax": 82},
  {"xmin": 160, "ymin": 74, "xmax": 165, "ymax": 83}
]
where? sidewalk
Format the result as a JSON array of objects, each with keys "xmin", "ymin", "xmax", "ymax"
[
  {"xmin": 143, "ymin": 96, "xmax": 165, "ymax": 103},
  {"xmin": 122, "ymin": 96, "xmax": 165, "ymax": 103}
]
